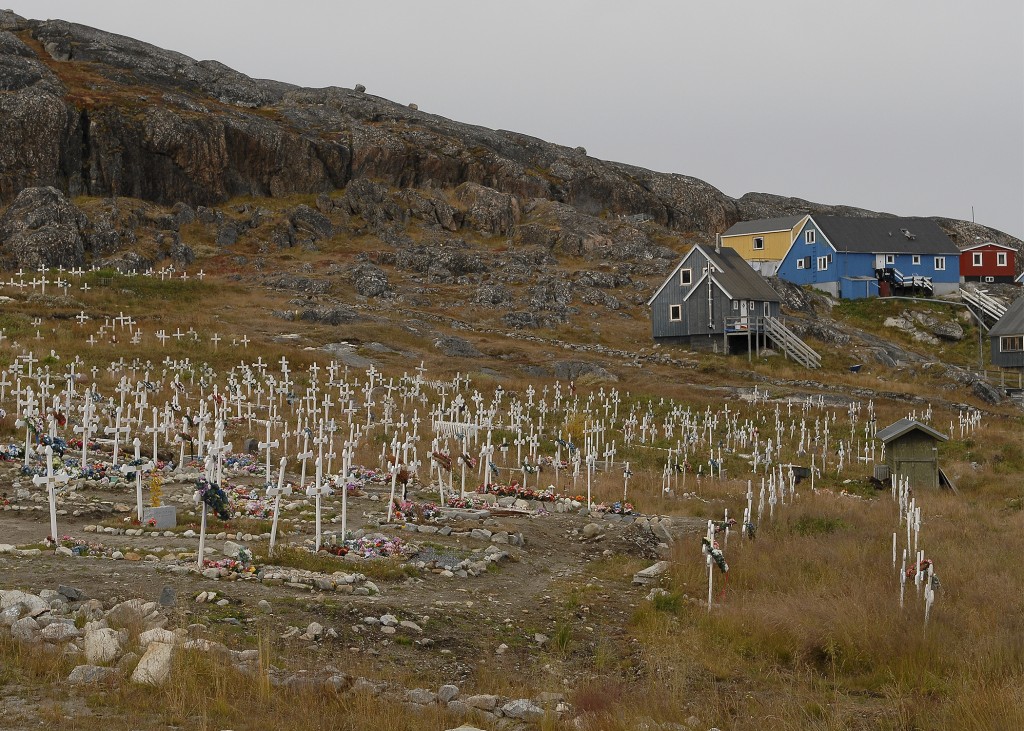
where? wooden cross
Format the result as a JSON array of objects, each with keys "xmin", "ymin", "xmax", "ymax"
[
  {"xmin": 120, "ymin": 437, "xmax": 155, "ymax": 521},
  {"xmin": 306, "ymin": 457, "xmax": 332, "ymax": 551},
  {"xmin": 32, "ymin": 445, "xmax": 69, "ymax": 543},
  {"xmin": 267, "ymin": 458, "xmax": 290, "ymax": 556},
  {"xmin": 104, "ymin": 408, "xmax": 129, "ymax": 466}
]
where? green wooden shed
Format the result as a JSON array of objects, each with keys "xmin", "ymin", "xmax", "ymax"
[{"xmin": 876, "ymin": 418, "xmax": 948, "ymax": 490}]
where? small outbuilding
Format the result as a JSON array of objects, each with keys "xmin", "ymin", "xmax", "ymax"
[
  {"xmin": 988, "ymin": 296, "xmax": 1024, "ymax": 369},
  {"xmin": 876, "ymin": 418, "xmax": 948, "ymax": 490}
]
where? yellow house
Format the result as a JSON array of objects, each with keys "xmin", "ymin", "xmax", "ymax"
[{"xmin": 720, "ymin": 214, "xmax": 809, "ymax": 276}]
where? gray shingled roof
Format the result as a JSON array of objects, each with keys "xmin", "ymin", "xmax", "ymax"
[
  {"xmin": 875, "ymin": 418, "xmax": 948, "ymax": 444},
  {"xmin": 705, "ymin": 246, "xmax": 781, "ymax": 302},
  {"xmin": 989, "ymin": 296, "xmax": 1024, "ymax": 337},
  {"xmin": 722, "ymin": 215, "xmax": 806, "ymax": 237},
  {"xmin": 814, "ymin": 216, "xmax": 959, "ymax": 255}
]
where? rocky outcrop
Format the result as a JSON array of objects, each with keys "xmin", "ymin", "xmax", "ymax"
[{"xmin": 0, "ymin": 185, "xmax": 85, "ymax": 267}]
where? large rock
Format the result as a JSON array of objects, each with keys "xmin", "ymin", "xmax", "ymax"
[
  {"xmin": 10, "ymin": 616, "xmax": 40, "ymax": 642},
  {"xmin": 434, "ymin": 336, "xmax": 483, "ymax": 359},
  {"xmin": 84, "ymin": 627, "xmax": 123, "ymax": 664},
  {"xmin": 0, "ymin": 186, "xmax": 86, "ymax": 268},
  {"xmin": 349, "ymin": 263, "xmax": 391, "ymax": 298},
  {"xmin": 131, "ymin": 641, "xmax": 175, "ymax": 685},
  {"xmin": 502, "ymin": 698, "xmax": 546, "ymax": 722},
  {"xmin": 67, "ymin": 664, "xmax": 119, "ymax": 685},
  {"xmin": 0, "ymin": 589, "xmax": 49, "ymax": 614},
  {"xmin": 41, "ymin": 622, "xmax": 81, "ymax": 642}
]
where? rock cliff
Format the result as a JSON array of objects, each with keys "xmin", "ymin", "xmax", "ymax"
[{"xmin": 0, "ymin": 9, "xmax": 1019, "ymax": 269}]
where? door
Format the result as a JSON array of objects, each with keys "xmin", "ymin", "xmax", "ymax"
[
  {"xmin": 875, "ymin": 254, "xmax": 887, "ymax": 270},
  {"xmin": 739, "ymin": 300, "xmax": 749, "ymax": 328}
]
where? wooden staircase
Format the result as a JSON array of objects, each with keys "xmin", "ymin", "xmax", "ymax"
[
  {"xmin": 960, "ymin": 287, "xmax": 1006, "ymax": 325},
  {"xmin": 762, "ymin": 317, "xmax": 822, "ymax": 369}
]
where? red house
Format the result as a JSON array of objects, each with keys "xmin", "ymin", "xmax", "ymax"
[{"xmin": 960, "ymin": 242, "xmax": 1017, "ymax": 283}]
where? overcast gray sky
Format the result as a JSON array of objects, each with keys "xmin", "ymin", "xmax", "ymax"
[{"xmin": 16, "ymin": 0, "xmax": 1024, "ymax": 238}]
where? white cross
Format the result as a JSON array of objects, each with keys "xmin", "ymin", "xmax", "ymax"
[
  {"xmin": 32, "ymin": 445, "xmax": 69, "ymax": 543},
  {"xmin": 267, "ymin": 458, "xmax": 290, "ymax": 556}
]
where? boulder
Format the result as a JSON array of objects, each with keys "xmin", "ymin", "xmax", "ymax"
[
  {"xmin": 434, "ymin": 336, "xmax": 483, "ymax": 359},
  {"xmin": 10, "ymin": 616, "xmax": 40, "ymax": 642},
  {"xmin": 41, "ymin": 622, "xmax": 81, "ymax": 642},
  {"xmin": 502, "ymin": 698, "xmax": 546, "ymax": 722},
  {"xmin": 84, "ymin": 627, "xmax": 123, "ymax": 664},
  {"xmin": 131, "ymin": 641, "xmax": 175, "ymax": 685},
  {"xmin": 0, "ymin": 187, "xmax": 86, "ymax": 268},
  {"xmin": 67, "ymin": 664, "xmax": 119, "ymax": 685},
  {"xmin": 349, "ymin": 264, "xmax": 391, "ymax": 298},
  {"xmin": 0, "ymin": 589, "xmax": 49, "ymax": 614}
]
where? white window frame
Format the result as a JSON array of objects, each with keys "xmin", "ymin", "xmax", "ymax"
[
  {"xmin": 912, "ymin": 255, "xmax": 921, "ymax": 266},
  {"xmin": 1001, "ymin": 335, "xmax": 1023, "ymax": 352},
  {"xmin": 732, "ymin": 300, "xmax": 740, "ymax": 311},
  {"xmin": 973, "ymin": 252, "xmax": 983, "ymax": 267},
  {"xmin": 885, "ymin": 254, "xmax": 895, "ymax": 266},
  {"xmin": 817, "ymin": 256, "xmax": 829, "ymax": 271},
  {"xmin": 805, "ymin": 230, "xmax": 816, "ymax": 244},
  {"xmin": 935, "ymin": 257, "xmax": 946, "ymax": 271},
  {"xmin": 669, "ymin": 304, "xmax": 682, "ymax": 322},
  {"xmin": 997, "ymin": 252, "xmax": 1008, "ymax": 267},
  {"xmin": 753, "ymin": 237, "xmax": 764, "ymax": 251},
  {"xmin": 796, "ymin": 258, "xmax": 806, "ymax": 270},
  {"xmin": 764, "ymin": 301, "xmax": 771, "ymax": 316},
  {"xmin": 679, "ymin": 268, "xmax": 692, "ymax": 286}
]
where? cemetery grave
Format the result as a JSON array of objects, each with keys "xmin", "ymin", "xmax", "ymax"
[{"xmin": 0, "ymin": 266, "xmax": 1022, "ymax": 731}]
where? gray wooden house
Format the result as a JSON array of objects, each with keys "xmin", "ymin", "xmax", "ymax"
[
  {"xmin": 989, "ymin": 296, "xmax": 1024, "ymax": 369},
  {"xmin": 648, "ymin": 244, "xmax": 782, "ymax": 351},
  {"xmin": 876, "ymin": 418, "xmax": 948, "ymax": 490}
]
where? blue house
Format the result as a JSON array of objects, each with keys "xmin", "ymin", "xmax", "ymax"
[{"xmin": 776, "ymin": 216, "xmax": 961, "ymax": 299}]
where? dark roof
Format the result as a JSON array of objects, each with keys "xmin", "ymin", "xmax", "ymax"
[
  {"xmin": 704, "ymin": 246, "xmax": 781, "ymax": 302},
  {"xmin": 960, "ymin": 241, "xmax": 1017, "ymax": 253},
  {"xmin": 723, "ymin": 215, "xmax": 806, "ymax": 237},
  {"xmin": 875, "ymin": 418, "xmax": 948, "ymax": 444},
  {"xmin": 814, "ymin": 216, "xmax": 959, "ymax": 255},
  {"xmin": 989, "ymin": 296, "xmax": 1024, "ymax": 337}
]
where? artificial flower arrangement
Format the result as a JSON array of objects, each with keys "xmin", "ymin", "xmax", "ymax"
[
  {"xmin": 317, "ymin": 535, "xmax": 406, "ymax": 559},
  {"xmin": 592, "ymin": 501, "xmax": 635, "ymax": 515},
  {"xmin": 194, "ymin": 477, "xmax": 232, "ymax": 520}
]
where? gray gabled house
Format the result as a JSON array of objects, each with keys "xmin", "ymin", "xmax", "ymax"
[
  {"xmin": 648, "ymin": 244, "xmax": 782, "ymax": 351},
  {"xmin": 989, "ymin": 296, "xmax": 1024, "ymax": 369}
]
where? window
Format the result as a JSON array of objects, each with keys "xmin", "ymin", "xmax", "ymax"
[
  {"xmin": 1001, "ymin": 336, "xmax": 1024, "ymax": 352},
  {"xmin": 998, "ymin": 252, "xmax": 1008, "ymax": 267},
  {"xmin": 935, "ymin": 257, "xmax": 946, "ymax": 271},
  {"xmin": 817, "ymin": 256, "xmax": 829, "ymax": 271},
  {"xmin": 764, "ymin": 301, "xmax": 771, "ymax": 316},
  {"xmin": 912, "ymin": 255, "xmax": 921, "ymax": 266},
  {"xmin": 806, "ymin": 230, "xmax": 816, "ymax": 244},
  {"xmin": 973, "ymin": 252, "xmax": 983, "ymax": 267},
  {"xmin": 669, "ymin": 304, "xmax": 682, "ymax": 322},
  {"xmin": 885, "ymin": 255, "xmax": 895, "ymax": 266},
  {"xmin": 732, "ymin": 300, "xmax": 739, "ymax": 311},
  {"xmin": 796, "ymin": 258, "xmax": 805, "ymax": 270},
  {"xmin": 680, "ymin": 268, "xmax": 692, "ymax": 286},
  {"xmin": 753, "ymin": 237, "xmax": 764, "ymax": 250}
]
